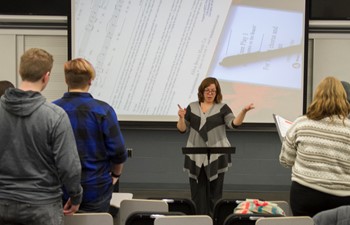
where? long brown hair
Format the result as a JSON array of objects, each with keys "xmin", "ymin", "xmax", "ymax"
[{"xmin": 307, "ymin": 76, "xmax": 350, "ymax": 121}]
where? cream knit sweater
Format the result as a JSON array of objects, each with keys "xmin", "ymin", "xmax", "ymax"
[{"xmin": 280, "ymin": 115, "xmax": 350, "ymax": 196}]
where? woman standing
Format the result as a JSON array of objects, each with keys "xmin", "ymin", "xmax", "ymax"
[
  {"xmin": 177, "ymin": 77, "xmax": 254, "ymax": 215},
  {"xmin": 280, "ymin": 76, "xmax": 350, "ymax": 217}
]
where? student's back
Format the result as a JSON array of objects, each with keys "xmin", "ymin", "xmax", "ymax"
[
  {"xmin": 54, "ymin": 58, "xmax": 128, "ymax": 212},
  {"xmin": 0, "ymin": 48, "xmax": 82, "ymax": 225}
]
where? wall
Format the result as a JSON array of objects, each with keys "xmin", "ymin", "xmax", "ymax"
[
  {"xmin": 0, "ymin": 26, "xmax": 68, "ymax": 101},
  {"xmin": 310, "ymin": 33, "xmax": 350, "ymax": 90},
  {"xmin": 0, "ymin": 34, "xmax": 16, "ymax": 85}
]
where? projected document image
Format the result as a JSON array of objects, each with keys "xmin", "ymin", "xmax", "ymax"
[
  {"xmin": 209, "ymin": 4, "xmax": 304, "ymax": 89},
  {"xmin": 71, "ymin": 0, "xmax": 307, "ymax": 122},
  {"xmin": 73, "ymin": 0, "xmax": 233, "ymax": 120}
]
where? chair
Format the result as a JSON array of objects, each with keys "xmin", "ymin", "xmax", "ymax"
[
  {"xmin": 255, "ymin": 216, "xmax": 314, "ymax": 225},
  {"xmin": 109, "ymin": 192, "xmax": 134, "ymax": 217},
  {"xmin": 125, "ymin": 211, "xmax": 185, "ymax": 225},
  {"xmin": 154, "ymin": 215, "xmax": 213, "ymax": 225},
  {"xmin": 269, "ymin": 201, "xmax": 292, "ymax": 216},
  {"xmin": 213, "ymin": 199, "xmax": 244, "ymax": 225},
  {"xmin": 149, "ymin": 197, "xmax": 197, "ymax": 215},
  {"xmin": 111, "ymin": 192, "xmax": 134, "ymax": 208},
  {"xmin": 64, "ymin": 213, "xmax": 113, "ymax": 225},
  {"xmin": 223, "ymin": 214, "xmax": 283, "ymax": 225},
  {"xmin": 118, "ymin": 199, "xmax": 168, "ymax": 225}
]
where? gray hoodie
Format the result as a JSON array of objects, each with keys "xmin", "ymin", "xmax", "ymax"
[{"xmin": 0, "ymin": 88, "xmax": 82, "ymax": 205}]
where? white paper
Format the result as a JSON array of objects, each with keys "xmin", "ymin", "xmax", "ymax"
[{"xmin": 273, "ymin": 114, "xmax": 293, "ymax": 142}]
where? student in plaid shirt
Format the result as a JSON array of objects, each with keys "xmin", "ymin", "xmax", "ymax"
[{"xmin": 54, "ymin": 58, "xmax": 127, "ymax": 212}]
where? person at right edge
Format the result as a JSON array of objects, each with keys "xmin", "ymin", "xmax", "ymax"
[
  {"xmin": 280, "ymin": 76, "xmax": 350, "ymax": 217},
  {"xmin": 341, "ymin": 80, "xmax": 350, "ymax": 117},
  {"xmin": 54, "ymin": 58, "xmax": 128, "ymax": 212},
  {"xmin": 177, "ymin": 77, "xmax": 254, "ymax": 216},
  {"xmin": 311, "ymin": 80, "xmax": 350, "ymax": 225}
]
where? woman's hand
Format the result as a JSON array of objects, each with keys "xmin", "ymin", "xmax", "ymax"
[
  {"xmin": 242, "ymin": 103, "xmax": 255, "ymax": 113},
  {"xmin": 177, "ymin": 104, "xmax": 186, "ymax": 118}
]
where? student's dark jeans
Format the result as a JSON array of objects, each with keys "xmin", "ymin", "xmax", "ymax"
[
  {"xmin": 78, "ymin": 184, "xmax": 113, "ymax": 212},
  {"xmin": 290, "ymin": 181, "xmax": 350, "ymax": 217},
  {"xmin": 0, "ymin": 199, "xmax": 63, "ymax": 225}
]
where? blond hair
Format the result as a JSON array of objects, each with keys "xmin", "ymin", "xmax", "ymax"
[
  {"xmin": 307, "ymin": 76, "xmax": 350, "ymax": 121},
  {"xmin": 64, "ymin": 58, "xmax": 96, "ymax": 89}
]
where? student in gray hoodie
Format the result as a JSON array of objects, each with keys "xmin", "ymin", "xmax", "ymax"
[{"xmin": 0, "ymin": 48, "xmax": 83, "ymax": 225}]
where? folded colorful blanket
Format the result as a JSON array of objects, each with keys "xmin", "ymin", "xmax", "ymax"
[{"xmin": 234, "ymin": 199, "xmax": 285, "ymax": 216}]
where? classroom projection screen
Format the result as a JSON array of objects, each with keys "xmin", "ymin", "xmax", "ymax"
[{"xmin": 70, "ymin": 0, "xmax": 308, "ymax": 123}]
